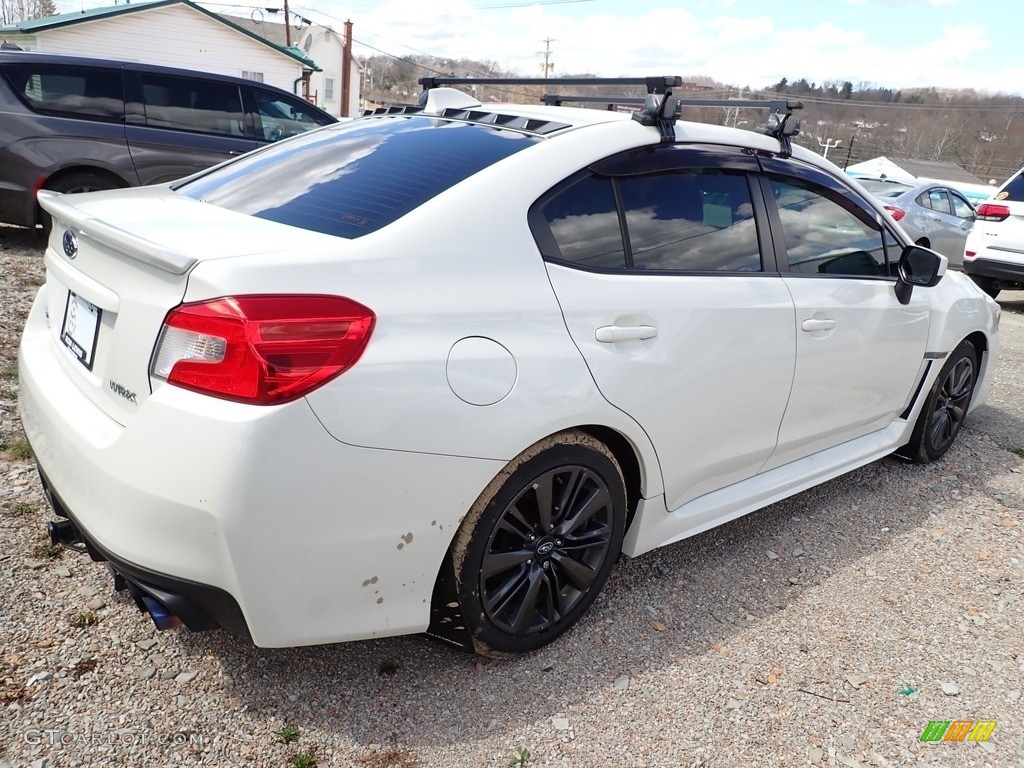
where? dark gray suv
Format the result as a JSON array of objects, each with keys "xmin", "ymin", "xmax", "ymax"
[{"xmin": 0, "ymin": 50, "xmax": 336, "ymax": 228}]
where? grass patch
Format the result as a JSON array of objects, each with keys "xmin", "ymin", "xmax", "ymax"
[
  {"xmin": 509, "ymin": 747, "xmax": 531, "ymax": 767},
  {"xmin": 0, "ymin": 363, "xmax": 17, "ymax": 379},
  {"xmin": 71, "ymin": 611, "xmax": 99, "ymax": 628},
  {"xmin": 290, "ymin": 752, "xmax": 317, "ymax": 768},
  {"xmin": 10, "ymin": 501, "xmax": 36, "ymax": 517},
  {"xmin": 1011, "ymin": 447, "xmax": 1024, "ymax": 458},
  {"xmin": 4, "ymin": 438, "xmax": 33, "ymax": 461},
  {"xmin": 277, "ymin": 725, "xmax": 301, "ymax": 745},
  {"xmin": 32, "ymin": 542, "xmax": 63, "ymax": 560}
]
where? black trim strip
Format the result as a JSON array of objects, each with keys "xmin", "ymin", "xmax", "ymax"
[{"xmin": 900, "ymin": 360, "xmax": 933, "ymax": 421}]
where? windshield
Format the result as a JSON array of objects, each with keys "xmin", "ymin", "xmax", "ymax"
[{"xmin": 175, "ymin": 116, "xmax": 540, "ymax": 238}]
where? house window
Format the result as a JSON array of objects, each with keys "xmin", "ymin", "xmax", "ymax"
[
  {"xmin": 324, "ymin": 77, "xmax": 335, "ymax": 101},
  {"xmin": 242, "ymin": 71, "xmax": 264, "ymax": 83}
]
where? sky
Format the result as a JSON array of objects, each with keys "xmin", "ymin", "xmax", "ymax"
[{"xmin": 50, "ymin": 0, "xmax": 1024, "ymax": 95}]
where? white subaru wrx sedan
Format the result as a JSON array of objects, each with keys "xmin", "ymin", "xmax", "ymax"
[{"xmin": 19, "ymin": 78, "xmax": 1000, "ymax": 657}]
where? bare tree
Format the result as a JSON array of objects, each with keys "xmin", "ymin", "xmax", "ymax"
[{"xmin": 1, "ymin": 0, "xmax": 57, "ymax": 23}]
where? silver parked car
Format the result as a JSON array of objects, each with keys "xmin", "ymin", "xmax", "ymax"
[{"xmin": 855, "ymin": 177, "xmax": 976, "ymax": 268}]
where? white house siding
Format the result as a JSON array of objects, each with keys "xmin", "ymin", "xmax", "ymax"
[
  {"xmin": 36, "ymin": 5, "xmax": 306, "ymax": 95},
  {"xmin": 298, "ymin": 25, "xmax": 358, "ymax": 117},
  {"xmin": 302, "ymin": 27, "xmax": 342, "ymax": 116},
  {"xmin": 0, "ymin": 33, "xmax": 37, "ymax": 49}
]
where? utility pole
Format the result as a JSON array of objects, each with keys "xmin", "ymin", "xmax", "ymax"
[
  {"xmin": 817, "ymin": 136, "xmax": 841, "ymax": 160},
  {"xmin": 341, "ymin": 19, "xmax": 353, "ymax": 118},
  {"xmin": 283, "ymin": 0, "xmax": 291, "ymax": 46},
  {"xmin": 537, "ymin": 37, "xmax": 555, "ymax": 78},
  {"xmin": 843, "ymin": 131, "xmax": 858, "ymax": 169}
]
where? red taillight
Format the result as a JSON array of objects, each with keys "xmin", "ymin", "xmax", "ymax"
[
  {"xmin": 976, "ymin": 202, "xmax": 1011, "ymax": 221},
  {"xmin": 151, "ymin": 295, "xmax": 375, "ymax": 405},
  {"xmin": 883, "ymin": 205, "xmax": 905, "ymax": 221}
]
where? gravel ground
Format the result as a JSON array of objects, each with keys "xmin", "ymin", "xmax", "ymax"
[{"xmin": 1, "ymin": 225, "xmax": 1022, "ymax": 768}]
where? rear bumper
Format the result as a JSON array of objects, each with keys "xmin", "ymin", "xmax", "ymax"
[
  {"xmin": 38, "ymin": 466, "xmax": 250, "ymax": 638},
  {"xmin": 964, "ymin": 256, "xmax": 1024, "ymax": 286}
]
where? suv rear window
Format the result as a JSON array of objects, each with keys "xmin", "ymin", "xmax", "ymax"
[
  {"xmin": 176, "ymin": 117, "xmax": 539, "ymax": 238},
  {"xmin": 999, "ymin": 171, "xmax": 1024, "ymax": 202},
  {"xmin": 1, "ymin": 63, "xmax": 123, "ymax": 121}
]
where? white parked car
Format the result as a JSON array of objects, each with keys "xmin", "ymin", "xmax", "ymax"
[
  {"xmin": 964, "ymin": 167, "xmax": 1024, "ymax": 298},
  {"xmin": 19, "ymin": 77, "xmax": 1000, "ymax": 657}
]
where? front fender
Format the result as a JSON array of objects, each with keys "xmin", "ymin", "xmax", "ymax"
[{"xmin": 922, "ymin": 270, "xmax": 1000, "ymax": 412}]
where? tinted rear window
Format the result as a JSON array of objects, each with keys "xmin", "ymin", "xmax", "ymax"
[
  {"xmin": 1, "ymin": 63, "xmax": 123, "ymax": 121},
  {"xmin": 176, "ymin": 116, "xmax": 540, "ymax": 238},
  {"xmin": 1000, "ymin": 171, "xmax": 1024, "ymax": 202}
]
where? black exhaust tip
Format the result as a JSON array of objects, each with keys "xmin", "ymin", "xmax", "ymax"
[{"xmin": 46, "ymin": 518, "xmax": 88, "ymax": 554}]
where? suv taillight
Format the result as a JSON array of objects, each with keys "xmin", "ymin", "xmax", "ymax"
[
  {"xmin": 976, "ymin": 202, "xmax": 1011, "ymax": 221},
  {"xmin": 151, "ymin": 295, "xmax": 375, "ymax": 405},
  {"xmin": 883, "ymin": 204, "xmax": 905, "ymax": 221}
]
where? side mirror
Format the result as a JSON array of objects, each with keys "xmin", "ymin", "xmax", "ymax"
[{"xmin": 895, "ymin": 244, "xmax": 945, "ymax": 304}]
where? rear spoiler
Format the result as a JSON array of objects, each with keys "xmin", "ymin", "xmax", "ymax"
[{"xmin": 39, "ymin": 190, "xmax": 197, "ymax": 275}]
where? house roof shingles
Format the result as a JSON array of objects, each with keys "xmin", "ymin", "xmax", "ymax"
[{"xmin": 888, "ymin": 157, "xmax": 984, "ymax": 185}]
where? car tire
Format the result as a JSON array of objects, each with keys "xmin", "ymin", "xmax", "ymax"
[
  {"xmin": 450, "ymin": 430, "xmax": 626, "ymax": 657},
  {"xmin": 39, "ymin": 173, "xmax": 122, "ymax": 236},
  {"xmin": 900, "ymin": 340, "xmax": 978, "ymax": 463},
  {"xmin": 970, "ymin": 275, "xmax": 1000, "ymax": 300}
]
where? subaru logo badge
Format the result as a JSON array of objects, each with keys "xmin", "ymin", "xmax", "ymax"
[{"xmin": 62, "ymin": 229, "xmax": 78, "ymax": 259}]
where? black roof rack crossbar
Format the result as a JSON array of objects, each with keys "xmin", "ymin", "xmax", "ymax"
[
  {"xmin": 541, "ymin": 94, "xmax": 646, "ymax": 107},
  {"xmin": 419, "ymin": 76, "xmax": 682, "ymax": 94},
  {"xmin": 673, "ymin": 98, "xmax": 802, "ymax": 111}
]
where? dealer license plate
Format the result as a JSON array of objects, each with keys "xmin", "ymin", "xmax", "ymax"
[{"xmin": 60, "ymin": 290, "xmax": 101, "ymax": 370}]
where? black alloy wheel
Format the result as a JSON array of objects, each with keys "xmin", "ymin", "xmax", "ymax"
[
  {"xmin": 902, "ymin": 340, "xmax": 978, "ymax": 463},
  {"xmin": 452, "ymin": 432, "xmax": 626, "ymax": 657}
]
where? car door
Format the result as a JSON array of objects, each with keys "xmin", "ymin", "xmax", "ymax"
[
  {"xmin": 123, "ymin": 70, "xmax": 258, "ymax": 185},
  {"xmin": 757, "ymin": 159, "xmax": 931, "ymax": 471},
  {"xmin": 916, "ymin": 188, "xmax": 972, "ymax": 261},
  {"xmin": 945, "ymin": 190, "xmax": 976, "ymax": 268},
  {"xmin": 535, "ymin": 145, "xmax": 796, "ymax": 512}
]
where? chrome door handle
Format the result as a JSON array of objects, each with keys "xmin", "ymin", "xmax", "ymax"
[
  {"xmin": 801, "ymin": 318, "xmax": 837, "ymax": 332},
  {"xmin": 595, "ymin": 325, "xmax": 658, "ymax": 343}
]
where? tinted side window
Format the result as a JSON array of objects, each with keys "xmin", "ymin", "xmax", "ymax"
[
  {"xmin": 926, "ymin": 189, "xmax": 952, "ymax": 215},
  {"xmin": 620, "ymin": 170, "xmax": 760, "ymax": 271},
  {"xmin": 770, "ymin": 176, "xmax": 887, "ymax": 277},
  {"xmin": 254, "ymin": 90, "xmax": 334, "ymax": 141},
  {"xmin": 141, "ymin": 74, "xmax": 244, "ymax": 137},
  {"xmin": 1, "ymin": 63, "xmax": 123, "ymax": 121},
  {"xmin": 541, "ymin": 176, "xmax": 626, "ymax": 269},
  {"xmin": 950, "ymin": 192, "xmax": 974, "ymax": 219}
]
